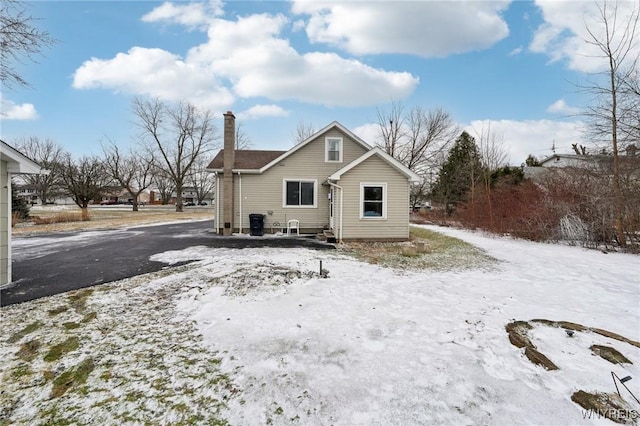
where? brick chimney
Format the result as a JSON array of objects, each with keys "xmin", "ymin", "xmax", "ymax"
[{"xmin": 222, "ymin": 111, "xmax": 235, "ymax": 235}]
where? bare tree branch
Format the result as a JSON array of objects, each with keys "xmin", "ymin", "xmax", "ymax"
[{"xmin": 0, "ymin": 0, "xmax": 56, "ymax": 90}]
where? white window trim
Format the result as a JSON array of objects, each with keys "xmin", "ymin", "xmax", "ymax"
[
  {"xmin": 360, "ymin": 182, "xmax": 387, "ymax": 220},
  {"xmin": 325, "ymin": 137, "xmax": 343, "ymax": 163},
  {"xmin": 282, "ymin": 179, "xmax": 318, "ymax": 208}
]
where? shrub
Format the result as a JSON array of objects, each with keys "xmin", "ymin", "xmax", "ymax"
[
  {"xmin": 456, "ymin": 180, "xmax": 559, "ymax": 241},
  {"xmin": 32, "ymin": 212, "xmax": 87, "ymax": 225},
  {"xmin": 11, "ymin": 187, "xmax": 30, "ymax": 222}
]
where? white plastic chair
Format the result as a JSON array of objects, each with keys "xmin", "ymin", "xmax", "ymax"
[{"xmin": 287, "ymin": 219, "xmax": 300, "ymax": 236}]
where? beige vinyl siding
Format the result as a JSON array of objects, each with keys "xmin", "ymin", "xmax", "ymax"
[
  {"xmin": 339, "ymin": 155, "xmax": 410, "ymax": 240},
  {"xmin": 1, "ymin": 160, "xmax": 9, "ymax": 284},
  {"xmin": 220, "ymin": 128, "xmax": 368, "ymax": 233}
]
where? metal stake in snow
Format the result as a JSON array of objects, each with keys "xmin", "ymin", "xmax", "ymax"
[
  {"xmin": 612, "ymin": 372, "xmax": 640, "ymax": 404},
  {"xmin": 320, "ymin": 260, "xmax": 322, "ymax": 276}
]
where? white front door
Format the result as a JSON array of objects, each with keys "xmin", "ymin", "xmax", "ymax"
[{"xmin": 329, "ymin": 187, "xmax": 334, "ymax": 229}]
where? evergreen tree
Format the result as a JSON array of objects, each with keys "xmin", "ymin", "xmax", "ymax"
[
  {"xmin": 431, "ymin": 131, "xmax": 484, "ymax": 214},
  {"xmin": 525, "ymin": 154, "xmax": 541, "ymax": 167},
  {"xmin": 11, "ymin": 184, "xmax": 30, "ymax": 221}
]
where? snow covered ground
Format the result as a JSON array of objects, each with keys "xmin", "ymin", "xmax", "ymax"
[
  {"xmin": 169, "ymin": 225, "xmax": 639, "ymax": 425},
  {"xmin": 1, "ymin": 225, "xmax": 638, "ymax": 425}
]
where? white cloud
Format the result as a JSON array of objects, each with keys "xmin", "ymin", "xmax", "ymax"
[
  {"xmin": 238, "ymin": 104, "xmax": 289, "ymax": 120},
  {"xmin": 291, "ymin": 1, "xmax": 510, "ymax": 57},
  {"xmin": 141, "ymin": 0, "xmax": 223, "ymax": 27},
  {"xmin": 531, "ymin": 1, "xmax": 640, "ymax": 73},
  {"xmin": 0, "ymin": 97, "xmax": 38, "ymax": 120},
  {"xmin": 546, "ymin": 99, "xmax": 580, "ymax": 115},
  {"xmin": 73, "ymin": 47, "xmax": 234, "ymax": 110},
  {"xmin": 352, "ymin": 123, "xmax": 379, "ymax": 146},
  {"xmin": 465, "ymin": 119, "xmax": 585, "ymax": 165},
  {"xmin": 509, "ymin": 46, "xmax": 523, "ymax": 56},
  {"xmin": 73, "ymin": 5, "xmax": 418, "ymax": 109}
]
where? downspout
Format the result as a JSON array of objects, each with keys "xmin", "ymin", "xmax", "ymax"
[
  {"xmin": 328, "ymin": 181, "xmax": 343, "ymax": 242},
  {"xmin": 238, "ymin": 171, "xmax": 242, "ymax": 234},
  {"xmin": 215, "ymin": 173, "xmax": 220, "ymax": 233}
]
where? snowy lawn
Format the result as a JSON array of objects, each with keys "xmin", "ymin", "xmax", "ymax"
[{"xmin": 1, "ymin": 225, "xmax": 638, "ymax": 425}]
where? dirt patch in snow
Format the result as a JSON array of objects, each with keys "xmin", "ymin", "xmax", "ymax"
[
  {"xmin": 506, "ymin": 319, "xmax": 640, "ymax": 420},
  {"xmin": 571, "ymin": 391, "xmax": 632, "ymax": 424},
  {"xmin": 208, "ymin": 263, "xmax": 326, "ymax": 297}
]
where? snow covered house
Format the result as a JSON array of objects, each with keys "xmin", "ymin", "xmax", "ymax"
[
  {"xmin": 207, "ymin": 112, "xmax": 420, "ymax": 242},
  {"xmin": 1, "ymin": 140, "xmax": 46, "ymax": 286}
]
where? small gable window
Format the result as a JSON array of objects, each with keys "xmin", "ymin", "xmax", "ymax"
[
  {"xmin": 325, "ymin": 137, "xmax": 343, "ymax": 163},
  {"xmin": 360, "ymin": 183, "xmax": 386, "ymax": 219},
  {"xmin": 284, "ymin": 179, "xmax": 317, "ymax": 208}
]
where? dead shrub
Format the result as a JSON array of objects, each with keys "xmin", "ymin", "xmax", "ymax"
[
  {"xmin": 456, "ymin": 180, "xmax": 560, "ymax": 241},
  {"xmin": 11, "ymin": 212, "xmax": 21, "ymax": 227},
  {"xmin": 32, "ymin": 212, "xmax": 88, "ymax": 225}
]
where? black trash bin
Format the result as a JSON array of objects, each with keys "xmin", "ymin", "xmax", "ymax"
[{"xmin": 249, "ymin": 214, "xmax": 265, "ymax": 236}]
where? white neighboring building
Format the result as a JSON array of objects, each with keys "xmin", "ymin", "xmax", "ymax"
[
  {"xmin": 538, "ymin": 154, "xmax": 594, "ymax": 168},
  {"xmin": 1, "ymin": 140, "xmax": 46, "ymax": 286}
]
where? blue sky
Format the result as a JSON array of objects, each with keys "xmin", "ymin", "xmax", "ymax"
[{"xmin": 1, "ymin": 0, "xmax": 633, "ymax": 164}]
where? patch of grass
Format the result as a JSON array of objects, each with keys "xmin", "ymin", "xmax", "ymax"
[
  {"xmin": 67, "ymin": 288, "xmax": 94, "ymax": 313},
  {"xmin": 62, "ymin": 322, "xmax": 81, "ymax": 330},
  {"xmin": 590, "ymin": 345, "xmax": 633, "ymax": 364},
  {"xmin": 7, "ymin": 321, "xmax": 43, "ymax": 343},
  {"xmin": 10, "ymin": 363, "xmax": 32, "ymax": 380},
  {"xmin": 409, "ymin": 227, "xmax": 471, "ymax": 250},
  {"xmin": 571, "ymin": 391, "xmax": 629, "ymax": 424},
  {"xmin": 340, "ymin": 226, "xmax": 495, "ymax": 270},
  {"xmin": 50, "ymin": 357, "xmax": 95, "ymax": 399},
  {"xmin": 81, "ymin": 311, "xmax": 97, "ymax": 323},
  {"xmin": 38, "ymin": 405, "xmax": 76, "ymax": 426},
  {"xmin": 48, "ymin": 305, "xmax": 68, "ymax": 316},
  {"xmin": 16, "ymin": 339, "xmax": 42, "ymax": 361},
  {"xmin": 43, "ymin": 336, "xmax": 80, "ymax": 362},
  {"xmin": 43, "ymin": 370, "xmax": 55, "ymax": 381}
]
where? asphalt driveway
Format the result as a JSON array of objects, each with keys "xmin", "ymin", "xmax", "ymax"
[{"xmin": 1, "ymin": 220, "xmax": 334, "ymax": 306}]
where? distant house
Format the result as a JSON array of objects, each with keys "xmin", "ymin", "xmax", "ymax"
[
  {"xmin": 207, "ymin": 112, "xmax": 420, "ymax": 241},
  {"xmin": 525, "ymin": 145, "xmax": 639, "ymax": 180},
  {"xmin": 1, "ymin": 140, "xmax": 46, "ymax": 286},
  {"xmin": 167, "ymin": 187, "xmax": 214, "ymax": 206},
  {"xmin": 538, "ymin": 154, "xmax": 595, "ymax": 168}
]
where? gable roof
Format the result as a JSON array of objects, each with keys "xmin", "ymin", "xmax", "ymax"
[
  {"xmin": 328, "ymin": 147, "xmax": 421, "ymax": 182},
  {"xmin": 0, "ymin": 140, "xmax": 46, "ymax": 174},
  {"xmin": 258, "ymin": 121, "xmax": 372, "ymax": 173},
  {"xmin": 207, "ymin": 149, "xmax": 286, "ymax": 171}
]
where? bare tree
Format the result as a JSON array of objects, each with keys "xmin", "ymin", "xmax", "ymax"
[
  {"xmin": 470, "ymin": 123, "xmax": 509, "ymax": 229},
  {"xmin": 59, "ymin": 155, "xmax": 110, "ymax": 220},
  {"xmin": 1, "ymin": 0, "xmax": 55, "ymax": 90},
  {"xmin": 12, "ymin": 136, "xmax": 65, "ymax": 204},
  {"xmin": 581, "ymin": 1, "xmax": 640, "ymax": 246},
  {"xmin": 188, "ymin": 158, "xmax": 216, "ymax": 205},
  {"xmin": 375, "ymin": 101, "xmax": 405, "ymax": 158},
  {"xmin": 235, "ymin": 120, "xmax": 251, "ymax": 149},
  {"xmin": 133, "ymin": 97, "xmax": 218, "ymax": 212},
  {"xmin": 376, "ymin": 103, "xmax": 458, "ymax": 172},
  {"xmin": 290, "ymin": 120, "xmax": 316, "ymax": 145},
  {"xmin": 152, "ymin": 169, "xmax": 175, "ymax": 205},
  {"xmin": 102, "ymin": 140, "xmax": 154, "ymax": 212}
]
